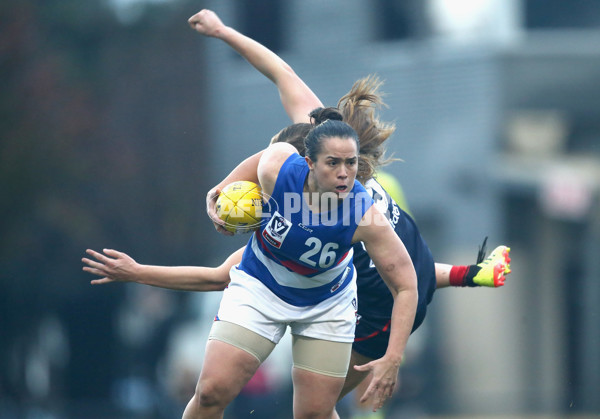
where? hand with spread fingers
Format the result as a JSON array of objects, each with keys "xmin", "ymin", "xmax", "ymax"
[
  {"xmin": 82, "ymin": 248, "xmax": 140, "ymax": 285},
  {"xmin": 354, "ymin": 355, "xmax": 400, "ymax": 412}
]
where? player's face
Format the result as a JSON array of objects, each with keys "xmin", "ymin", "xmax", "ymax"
[{"xmin": 307, "ymin": 136, "xmax": 358, "ymax": 198}]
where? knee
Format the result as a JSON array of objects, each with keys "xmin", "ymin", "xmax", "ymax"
[{"xmin": 194, "ymin": 379, "xmax": 229, "ymax": 409}]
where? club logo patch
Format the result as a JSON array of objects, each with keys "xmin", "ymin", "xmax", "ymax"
[{"xmin": 262, "ymin": 211, "xmax": 292, "ymax": 249}]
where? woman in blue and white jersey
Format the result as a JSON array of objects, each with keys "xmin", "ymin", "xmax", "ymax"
[{"xmin": 187, "ymin": 107, "xmax": 418, "ymax": 419}]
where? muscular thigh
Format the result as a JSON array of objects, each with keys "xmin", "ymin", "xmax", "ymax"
[
  {"xmin": 292, "ymin": 335, "xmax": 352, "ymax": 378},
  {"xmin": 209, "ymin": 320, "xmax": 276, "ymax": 363},
  {"xmin": 197, "ymin": 321, "xmax": 276, "ymax": 401},
  {"xmin": 197, "ymin": 339, "xmax": 261, "ymax": 404},
  {"xmin": 291, "ymin": 336, "xmax": 352, "ymax": 418}
]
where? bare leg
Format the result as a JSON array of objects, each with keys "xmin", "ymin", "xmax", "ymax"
[
  {"xmin": 329, "ymin": 351, "xmax": 375, "ymax": 419},
  {"xmin": 182, "ymin": 339, "xmax": 261, "ymax": 419},
  {"xmin": 338, "ymin": 350, "xmax": 373, "ymax": 401},
  {"xmin": 292, "ymin": 367, "xmax": 346, "ymax": 419},
  {"xmin": 352, "ymin": 371, "xmax": 375, "ymax": 409}
]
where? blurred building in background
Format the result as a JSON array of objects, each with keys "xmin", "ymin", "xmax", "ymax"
[{"xmin": 2, "ymin": 0, "xmax": 599, "ymax": 417}]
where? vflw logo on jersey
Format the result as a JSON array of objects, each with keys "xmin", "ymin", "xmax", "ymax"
[{"xmin": 263, "ymin": 211, "xmax": 292, "ymax": 249}]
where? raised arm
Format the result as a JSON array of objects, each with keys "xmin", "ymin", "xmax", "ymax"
[
  {"xmin": 188, "ymin": 9, "xmax": 322, "ymax": 123},
  {"xmin": 351, "ymin": 205, "xmax": 418, "ymax": 411}
]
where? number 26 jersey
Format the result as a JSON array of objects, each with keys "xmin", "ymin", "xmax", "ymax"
[{"xmin": 239, "ymin": 153, "xmax": 373, "ymax": 307}]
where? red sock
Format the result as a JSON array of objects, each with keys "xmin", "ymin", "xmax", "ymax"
[
  {"xmin": 449, "ymin": 265, "xmax": 469, "ymax": 287},
  {"xmin": 450, "ymin": 265, "xmax": 481, "ymax": 287}
]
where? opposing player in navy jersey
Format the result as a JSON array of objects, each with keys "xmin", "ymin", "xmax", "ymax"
[{"xmin": 83, "ymin": 9, "xmax": 511, "ymax": 417}]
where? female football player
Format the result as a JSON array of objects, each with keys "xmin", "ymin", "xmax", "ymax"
[{"xmin": 191, "ymin": 106, "xmax": 418, "ymax": 418}]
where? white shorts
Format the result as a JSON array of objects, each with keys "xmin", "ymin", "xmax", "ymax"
[{"xmin": 216, "ymin": 265, "xmax": 358, "ymax": 344}]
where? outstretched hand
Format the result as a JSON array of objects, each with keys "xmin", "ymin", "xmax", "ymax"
[
  {"xmin": 82, "ymin": 248, "xmax": 140, "ymax": 285},
  {"xmin": 188, "ymin": 9, "xmax": 225, "ymax": 37},
  {"xmin": 353, "ymin": 356, "xmax": 401, "ymax": 412}
]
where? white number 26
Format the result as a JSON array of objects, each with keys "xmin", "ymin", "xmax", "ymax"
[{"xmin": 299, "ymin": 238, "xmax": 339, "ymax": 268}]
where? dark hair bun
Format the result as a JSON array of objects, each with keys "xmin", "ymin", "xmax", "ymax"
[{"xmin": 309, "ymin": 107, "xmax": 343, "ymax": 125}]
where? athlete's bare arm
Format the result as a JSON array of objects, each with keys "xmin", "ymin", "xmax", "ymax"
[
  {"xmin": 351, "ymin": 206, "xmax": 418, "ymax": 411},
  {"xmin": 188, "ymin": 9, "xmax": 322, "ymax": 123},
  {"xmin": 82, "ymin": 247, "xmax": 244, "ymax": 291}
]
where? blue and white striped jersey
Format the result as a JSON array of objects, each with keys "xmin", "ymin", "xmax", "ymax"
[{"xmin": 238, "ymin": 154, "xmax": 373, "ymax": 307}]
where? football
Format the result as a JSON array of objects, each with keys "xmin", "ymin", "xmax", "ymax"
[{"xmin": 215, "ymin": 181, "xmax": 263, "ymax": 234}]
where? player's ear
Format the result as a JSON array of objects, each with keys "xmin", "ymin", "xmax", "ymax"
[{"xmin": 305, "ymin": 156, "xmax": 314, "ymax": 170}]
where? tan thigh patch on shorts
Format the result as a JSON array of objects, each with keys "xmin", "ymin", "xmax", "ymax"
[
  {"xmin": 292, "ymin": 335, "xmax": 352, "ymax": 378},
  {"xmin": 208, "ymin": 320, "xmax": 276, "ymax": 363}
]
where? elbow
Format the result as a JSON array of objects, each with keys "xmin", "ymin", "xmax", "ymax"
[
  {"xmin": 211, "ymin": 277, "xmax": 231, "ymax": 292},
  {"xmin": 279, "ymin": 61, "xmax": 298, "ymax": 80},
  {"xmin": 200, "ymin": 280, "xmax": 229, "ymax": 292},
  {"xmin": 218, "ymin": 279, "xmax": 230, "ymax": 291},
  {"xmin": 390, "ymin": 264, "xmax": 418, "ymax": 298}
]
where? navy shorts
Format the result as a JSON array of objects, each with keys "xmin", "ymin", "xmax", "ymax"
[{"xmin": 352, "ymin": 305, "xmax": 428, "ymax": 360}]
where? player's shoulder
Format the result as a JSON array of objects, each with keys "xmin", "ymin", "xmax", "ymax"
[
  {"xmin": 364, "ymin": 178, "xmax": 384, "ymax": 197},
  {"xmin": 259, "ymin": 144, "xmax": 300, "ymax": 190},
  {"xmin": 263, "ymin": 142, "xmax": 298, "ymax": 165},
  {"xmin": 364, "ymin": 178, "xmax": 391, "ymax": 212}
]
